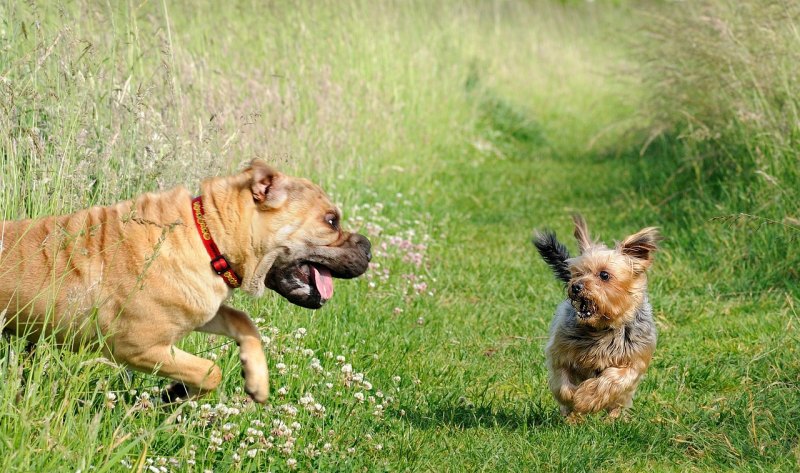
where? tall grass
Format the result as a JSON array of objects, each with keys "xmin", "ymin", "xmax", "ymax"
[
  {"xmin": 1, "ymin": 0, "xmax": 798, "ymax": 471},
  {"xmin": 630, "ymin": 0, "xmax": 800, "ymax": 292}
]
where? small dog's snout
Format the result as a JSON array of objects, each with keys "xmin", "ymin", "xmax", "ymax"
[{"xmin": 571, "ymin": 282, "xmax": 583, "ymax": 295}]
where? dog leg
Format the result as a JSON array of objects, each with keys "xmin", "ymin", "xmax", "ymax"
[
  {"xmin": 548, "ymin": 365, "xmax": 577, "ymax": 416},
  {"xmin": 122, "ymin": 345, "xmax": 223, "ymax": 402},
  {"xmin": 572, "ymin": 365, "xmax": 643, "ymax": 414},
  {"xmin": 197, "ymin": 305, "xmax": 268, "ymax": 403}
]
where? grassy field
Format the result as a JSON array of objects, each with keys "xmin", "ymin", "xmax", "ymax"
[{"xmin": 1, "ymin": 0, "xmax": 798, "ymax": 471}]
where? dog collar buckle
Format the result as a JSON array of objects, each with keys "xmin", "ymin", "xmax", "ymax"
[{"xmin": 210, "ymin": 255, "xmax": 232, "ymax": 275}]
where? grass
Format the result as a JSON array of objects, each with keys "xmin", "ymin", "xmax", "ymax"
[{"xmin": 1, "ymin": 0, "xmax": 799, "ymax": 471}]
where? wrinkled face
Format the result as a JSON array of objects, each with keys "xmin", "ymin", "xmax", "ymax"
[{"xmin": 250, "ymin": 171, "xmax": 371, "ymax": 309}]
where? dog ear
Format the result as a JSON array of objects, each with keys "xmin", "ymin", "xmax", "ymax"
[
  {"xmin": 249, "ymin": 159, "xmax": 287, "ymax": 209},
  {"xmin": 619, "ymin": 227, "xmax": 661, "ymax": 269},
  {"xmin": 572, "ymin": 214, "xmax": 592, "ymax": 253}
]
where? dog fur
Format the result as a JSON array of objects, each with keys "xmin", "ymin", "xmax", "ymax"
[
  {"xmin": 0, "ymin": 160, "xmax": 371, "ymax": 402},
  {"xmin": 534, "ymin": 215, "xmax": 660, "ymax": 420}
]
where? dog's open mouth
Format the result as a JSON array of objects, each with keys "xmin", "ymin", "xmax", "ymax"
[
  {"xmin": 265, "ymin": 261, "xmax": 336, "ymax": 309},
  {"xmin": 263, "ymin": 233, "xmax": 371, "ymax": 309},
  {"xmin": 310, "ymin": 264, "xmax": 333, "ymax": 300},
  {"xmin": 571, "ymin": 298, "xmax": 594, "ymax": 319}
]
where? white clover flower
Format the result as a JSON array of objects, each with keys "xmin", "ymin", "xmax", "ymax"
[
  {"xmin": 341, "ymin": 363, "xmax": 353, "ymax": 374},
  {"xmin": 281, "ymin": 404, "xmax": 299, "ymax": 417},
  {"xmin": 310, "ymin": 358, "xmax": 323, "ymax": 372},
  {"xmin": 294, "ymin": 328, "xmax": 307, "ymax": 339},
  {"xmin": 277, "ymin": 386, "xmax": 288, "ymax": 396},
  {"xmin": 247, "ymin": 449, "xmax": 258, "ymax": 458},
  {"xmin": 374, "ymin": 443, "xmax": 383, "ymax": 451},
  {"xmin": 261, "ymin": 335, "xmax": 271, "ymax": 345},
  {"xmin": 302, "ymin": 348, "xmax": 314, "ymax": 357},
  {"xmin": 299, "ymin": 393, "xmax": 314, "ymax": 406},
  {"xmin": 290, "ymin": 421, "xmax": 301, "ymax": 431},
  {"xmin": 376, "ymin": 391, "xmax": 384, "ymax": 398},
  {"xmin": 246, "ymin": 427, "xmax": 264, "ymax": 438},
  {"xmin": 232, "ymin": 452, "xmax": 241, "ymax": 462},
  {"xmin": 287, "ymin": 458, "xmax": 298, "ymax": 470},
  {"xmin": 336, "ymin": 355, "xmax": 346, "ymax": 363},
  {"xmin": 354, "ymin": 392, "xmax": 365, "ymax": 402},
  {"xmin": 353, "ymin": 373, "xmax": 364, "ymax": 383},
  {"xmin": 363, "ymin": 381, "xmax": 373, "ymax": 391},
  {"xmin": 392, "ymin": 375, "xmax": 401, "ymax": 383},
  {"xmin": 347, "ymin": 447, "xmax": 356, "ymax": 454},
  {"xmin": 325, "ymin": 383, "xmax": 333, "ymax": 389},
  {"xmin": 323, "ymin": 442, "xmax": 332, "ymax": 452}
]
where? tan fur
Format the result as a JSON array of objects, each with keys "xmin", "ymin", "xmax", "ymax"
[
  {"xmin": 545, "ymin": 216, "xmax": 660, "ymax": 421},
  {"xmin": 0, "ymin": 160, "xmax": 370, "ymax": 403}
]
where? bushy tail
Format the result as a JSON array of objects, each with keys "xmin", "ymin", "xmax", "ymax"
[{"xmin": 533, "ymin": 230, "xmax": 571, "ymax": 284}]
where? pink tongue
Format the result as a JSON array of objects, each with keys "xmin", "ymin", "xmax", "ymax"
[{"xmin": 311, "ymin": 265, "xmax": 334, "ymax": 300}]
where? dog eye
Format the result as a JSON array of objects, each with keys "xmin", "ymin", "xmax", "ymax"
[
  {"xmin": 598, "ymin": 270, "xmax": 610, "ymax": 281},
  {"xmin": 324, "ymin": 213, "xmax": 339, "ymax": 229}
]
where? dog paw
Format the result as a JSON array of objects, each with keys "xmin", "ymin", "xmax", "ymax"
[
  {"xmin": 243, "ymin": 373, "xmax": 269, "ymax": 403},
  {"xmin": 605, "ymin": 407, "xmax": 628, "ymax": 422},
  {"xmin": 239, "ymin": 351, "xmax": 269, "ymax": 403},
  {"xmin": 572, "ymin": 380, "xmax": 606, "ymax": 413},
  {"xmin": 565, "ymin": 411, "xmax": 585, "ymax": 425}
]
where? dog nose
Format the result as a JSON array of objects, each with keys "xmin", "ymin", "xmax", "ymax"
[
  {"xmin": 571, "ymin": 282, "xmax": 583, "ymax": 295},
  {"xmin": 354, "ymin": 234, "xmax": 372, "ymax": 262}
]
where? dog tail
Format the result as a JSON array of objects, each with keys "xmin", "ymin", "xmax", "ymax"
[{"xmin": 532, "ymin": 230, "xmax": 571, "ymax": 284}]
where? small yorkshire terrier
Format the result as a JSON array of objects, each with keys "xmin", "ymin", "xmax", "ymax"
[{"xmin": 533, "ymin": 215, "xmax": 660, "ymax": 421}]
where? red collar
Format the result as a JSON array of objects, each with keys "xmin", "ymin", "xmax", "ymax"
[{"xmin": 191, "ymin": 196, "xmax": 242, "ymax": 288}]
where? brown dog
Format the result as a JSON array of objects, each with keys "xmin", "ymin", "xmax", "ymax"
[
  {"xmin": 534, "ymin": 215, "xmax": 659, "ymax": 420},
  {"xmin": 0, "ymin": 160, "xmax": 371, "ymax": 402}
]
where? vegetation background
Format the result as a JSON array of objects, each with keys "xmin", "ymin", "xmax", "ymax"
[{"xmin": 0, "ymin": 0, "xmax": 798, "ymax": 471}]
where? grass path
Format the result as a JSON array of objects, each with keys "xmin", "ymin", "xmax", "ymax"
[{"xmin": 336, "ymin": 130, "xmax": 800, "ymax": 471}]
